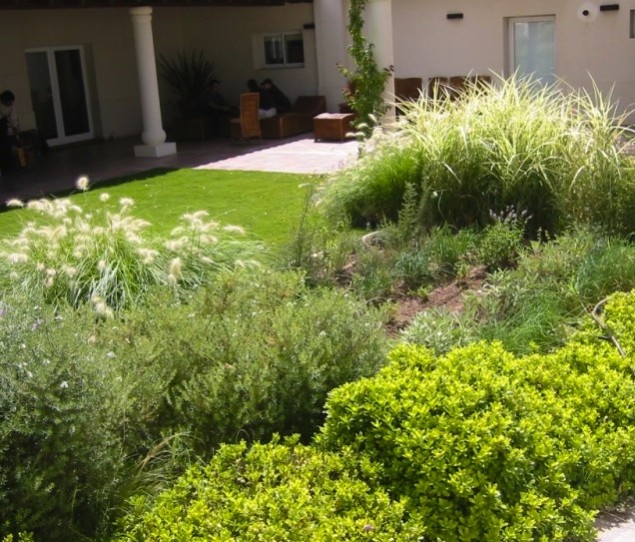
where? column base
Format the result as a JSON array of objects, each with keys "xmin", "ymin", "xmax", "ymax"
[{"xmin": 134, "ymin": 142, "xmax": 177, "ymax": 158}]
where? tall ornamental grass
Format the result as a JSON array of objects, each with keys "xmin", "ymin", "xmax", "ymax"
[
  {"xmin": 0, "ymin": 181, "xmax": 261, "ymax": 312},
  {"xmin": 321, "ymin": 75, "xmax": 635, "ymax": 235}
]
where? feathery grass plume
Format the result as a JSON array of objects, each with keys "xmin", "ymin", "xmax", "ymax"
[{"xmin": 0, "ymin": 189, "xmax": 261, "ymax": 312}]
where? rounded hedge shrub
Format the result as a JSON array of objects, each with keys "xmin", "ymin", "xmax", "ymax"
[
  {"xmin": 96, "ymin": 268, "xmax": 390, "ymax": 454},
  {"xmin": 319, "ymin": 299, "xmax": 635, "ymax": 541},
  {"xmin": 0, "ymin": 295, "xmax": 130, "ymax": 541},
  {"xmin": 113, "ymin": 437, "xmax": 424, "ymax": 541}
]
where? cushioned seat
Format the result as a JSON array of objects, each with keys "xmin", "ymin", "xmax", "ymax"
[{"xmin": 261, "ymin": 96, "xmax": 327, "ymax": 139}]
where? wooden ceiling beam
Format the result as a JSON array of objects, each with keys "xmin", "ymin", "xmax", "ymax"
[{"xmin": 0, "ymin": 0, "xmax": 311, "ymax": 8}]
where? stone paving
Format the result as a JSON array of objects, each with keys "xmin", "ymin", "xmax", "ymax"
[{"xmin": 0, "ymin": 134, "xmax": 359, "ymax": 203}]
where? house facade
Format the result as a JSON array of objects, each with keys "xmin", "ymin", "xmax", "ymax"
[{"xmin": 2, "ymin": 0, "xmax": 635, "ymax": 153}]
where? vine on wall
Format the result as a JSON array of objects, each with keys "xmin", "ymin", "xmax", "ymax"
[{"xmin": 338, "ymin": 0, "xmax": 392, "ymax": 138}]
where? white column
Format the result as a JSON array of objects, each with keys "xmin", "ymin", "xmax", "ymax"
[
  {"xmin": 313, "ymin": 0, "xmax": 350, "ymax": 111},
  {"xmin": 130, "ymin": 6, "xmax": 177, "ymax": 157},
  {"xmin": 366, "ymin": 0, "xmax": 395, "ymax": 121}
]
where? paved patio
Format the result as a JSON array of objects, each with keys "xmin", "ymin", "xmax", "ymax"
[{"xmin": 0, "ymin": 134, "xmax": 359, "ymax": 204}]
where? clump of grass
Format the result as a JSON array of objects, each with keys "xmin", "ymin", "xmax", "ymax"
[
  {"xmin": 321, "ymin": 75, "xmax": 635, "ymax": 236},
  {"xmin": 0, "ymin": 180, "xmax": 261, "ymax": 312}
]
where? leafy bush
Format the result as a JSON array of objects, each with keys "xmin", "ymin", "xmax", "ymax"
[
  {"xmin": 320, "ymin": 307, "xmax": 635, "ymax": 541},
  {"xmin": 95, "ymin": 268, "xmax": 390, "ymax": 454},
  {"xmin": 321, "ymin": 76, "xmax": 635, "ymax": 236},
  {"xmin": 0, "ymin": 188, "xmax": 259, "ymax": 312},
  {"xmin": 114, "ymin": 437, "xmax": 423, "ymax": 541},
  {"xmin": 0, "ymin": 294, "xmax": 130, "ymax": 541}
]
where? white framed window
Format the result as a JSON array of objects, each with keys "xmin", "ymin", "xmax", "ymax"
[
  {"xmin": 507, "ymin": 16, "xmax": 556, "ymax": 86},
  {"xmin": 261, "ymin": 31, "xmax": 305, "ymax": 68}
]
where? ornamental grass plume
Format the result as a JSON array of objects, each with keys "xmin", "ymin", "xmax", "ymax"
[{"xmin": 0, "ymin": 186, "xmax": 261, "ymax": 312}]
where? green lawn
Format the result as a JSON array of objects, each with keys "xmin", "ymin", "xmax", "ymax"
[{"xmin": 0, "ymin": 168, "xmax": 317, "ymax": 245}]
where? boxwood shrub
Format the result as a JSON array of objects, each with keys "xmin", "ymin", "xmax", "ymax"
[
  {"xmin": 319, "ymin": 292, "xmax": 635, "ymax": 541},
  {"xmin": 113, "ymin": 437, "xmax": 424, "ymax": 541}
]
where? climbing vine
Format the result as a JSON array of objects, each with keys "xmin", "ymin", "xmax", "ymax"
[{"xmin": 338, "ymin": 0, "xmax": 392, "ymax": 138}]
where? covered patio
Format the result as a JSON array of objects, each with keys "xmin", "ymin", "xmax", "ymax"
[{"xmin": 0, "ymin": 134, "xmax": 358, "ymax": 204}]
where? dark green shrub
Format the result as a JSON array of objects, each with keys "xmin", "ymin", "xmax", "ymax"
[
  {"xmin": 97, "ymin": 268, "xmax": 389, "ymax": 454},
  {"xmin": 319, "ymin": 316, "xmax": 635, "ymax": 541},
  {"xmin": 113, "ymin": 437, "xmax": 423, "ymax": 541},
  {"xmin": 0, "ymin": 295, "xmax": 130, "ymax": 541}
]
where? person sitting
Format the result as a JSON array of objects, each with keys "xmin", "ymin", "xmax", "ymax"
[
  {"xmin": 206, "ymin": 79, "xmax": 236, "ymax": 137},
  {"xmin": 247, "ymin": 79, "xmax": 276, "ymax": 119},
  {"xmin": 0, "ymin": 90, "xmax": 20, "ymax": 175},
  {"xmin": 261, "ymin": 78, "xmax": 292, "ymax": 113}
]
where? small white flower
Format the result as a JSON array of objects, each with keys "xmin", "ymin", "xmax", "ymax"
[
  {"xmin": 60, "ymin": 381, "xmax": 69, "ymax": 388},
  {"xmin": 106, "ymin": 351, "xmax": 117, "ymax": 359},
  {"xmin": 168, "ymin": 257, "xmax": 183, "ymax": 283},
  {"xmin": 75, "ymin": 176, "xmax": 90, "ymax": 191},
  {"xmin": 99, "ymin": 192, "xmax": 111, "ymax": 202},
  {"xmin": 46, "ymin": 268, "xmax": 57, "ymax": 277},
  {"xmin": 223, "ymin": 225, "xmax": 245, "ymax": 235},
  {"xmin": 6, "ymin": 198, "xmax": 24, "ymax": 208},
  {"xmin": 7, "ymin": 253, "xmax": 28, "ymax": 264},
  {"xmin": 119, "ymin": 197, "xmax": 134, "ymax": 208}
]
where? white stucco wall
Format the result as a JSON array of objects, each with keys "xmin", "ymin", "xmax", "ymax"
[
  {"xmin": 0, "ymin": 4, "xmax": 317, "ymax": 140},
  {"xmin": 392, "ymin": 0, "xmax": 635, "ymax": 116}
]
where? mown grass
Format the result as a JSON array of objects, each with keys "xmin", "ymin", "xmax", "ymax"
[{"xmin": 0, "ymin": 168, "xmax": 315, "ymax": 245}]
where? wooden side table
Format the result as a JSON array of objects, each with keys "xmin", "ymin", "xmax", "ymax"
[{"xmin": 313, "ymin": 113, "xmax": 355, "ymax": 142}]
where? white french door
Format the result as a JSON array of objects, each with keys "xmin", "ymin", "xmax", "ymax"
[
  {"xmin": 25, "ymin": 46, "xmax": 94, "ymax": 146},
  {"xmin": 508, "ymin": 16, "xmax": 556, "ymax": 86}
]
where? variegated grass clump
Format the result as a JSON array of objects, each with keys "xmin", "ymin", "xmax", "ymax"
[
  {"xmin": 321, "ymin": 74, "xmax": 635, "ymax": 236},
  {"xmin": 1, "ymin": 179, "xmax": 259, "ymax": 313}
]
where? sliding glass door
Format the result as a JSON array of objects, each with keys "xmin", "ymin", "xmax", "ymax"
[{"xmin": 26, "ymin": 46, "xmax": 93, "ymax": 146}]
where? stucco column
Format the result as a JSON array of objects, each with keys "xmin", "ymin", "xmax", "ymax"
[
  {"xmin": 365, "ymin": 0, "xmax": 395, "ymax": 121},
  {"xmin": 130, "ymin": 6, "xmax": 177, "ymax": 157},
  {"xmin": 313, "ymin": 0, "xmax": 350, "ymax": 111}
]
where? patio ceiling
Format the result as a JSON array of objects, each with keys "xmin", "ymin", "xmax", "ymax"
[{"xmin": 0, "ymin": 0, "xmax": 310, "ymax": 8}]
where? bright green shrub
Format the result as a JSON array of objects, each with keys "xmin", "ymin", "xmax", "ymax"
[
  {"xmin": 113, "ymin": 437, "xmax": 424, "ymax": 541},
  {"xmin": 96, "ymin": 268, "xmax": 389, "ymax": 454},
  {"xmin": 0, "ymin": 294, "xmax": 130, "ymax": 541},
  {"xmin": 319, "ymin": 330, "xmax": 635, "ymax": 541}
]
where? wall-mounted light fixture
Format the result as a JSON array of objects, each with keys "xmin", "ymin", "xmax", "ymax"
[
  {"xmin": 599, "ymin": 3, "xmax": 620, "ymax": 10},
  {"xmin": 447, "ymin": 12, "xmax": 464, "ymax": 20}
]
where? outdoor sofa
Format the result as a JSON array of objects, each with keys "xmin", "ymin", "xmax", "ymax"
[{"xmin": 260, "ymin": 96, "xmax": 327, "ymax": 139}]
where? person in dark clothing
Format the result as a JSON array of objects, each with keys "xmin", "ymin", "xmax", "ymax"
[
  {"xmin": 246, "ymin": 79, "xmax": 276, "ymax": 119},
  {"xmin": 0, "ymin": 90, "xmax": 19, "ymax": 176},
  {"xmin": 261, "ymin": 78, "xmax": 292, "ymax": 112}
]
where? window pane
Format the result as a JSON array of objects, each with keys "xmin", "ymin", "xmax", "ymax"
[
  {"xmin": 264, "ymin": 36, "xmax": 284, "ymax": 65},
  {"xmin": 512, "ymin": 19, "xmax": 555, "ymax": 85},
  {"xmin": 284, "ymin": 33, "xmax": 304, "ymax": 64}
]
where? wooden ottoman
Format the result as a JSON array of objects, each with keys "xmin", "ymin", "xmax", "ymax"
[{"xmin": 313, "ymin": 113, "xmax": 355, "ymax": 142}]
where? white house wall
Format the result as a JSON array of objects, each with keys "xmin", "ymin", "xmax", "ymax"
[
  {"xmin": 392, "ymin": 0, "xmax": 635, "ymax": 116},
  {"xmin": 0, "ymin": 4, "xmax": 317, "ymax": 139}
]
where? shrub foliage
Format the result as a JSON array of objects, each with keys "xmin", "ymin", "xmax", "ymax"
[{"xmin": 319, "ymin": 291, "xmax": 635, "ymax": 541}]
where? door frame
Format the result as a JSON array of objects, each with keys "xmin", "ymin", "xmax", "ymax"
[{"xmin": 25, "ymin": 45, "xmax": 94, "ymax": 146}]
